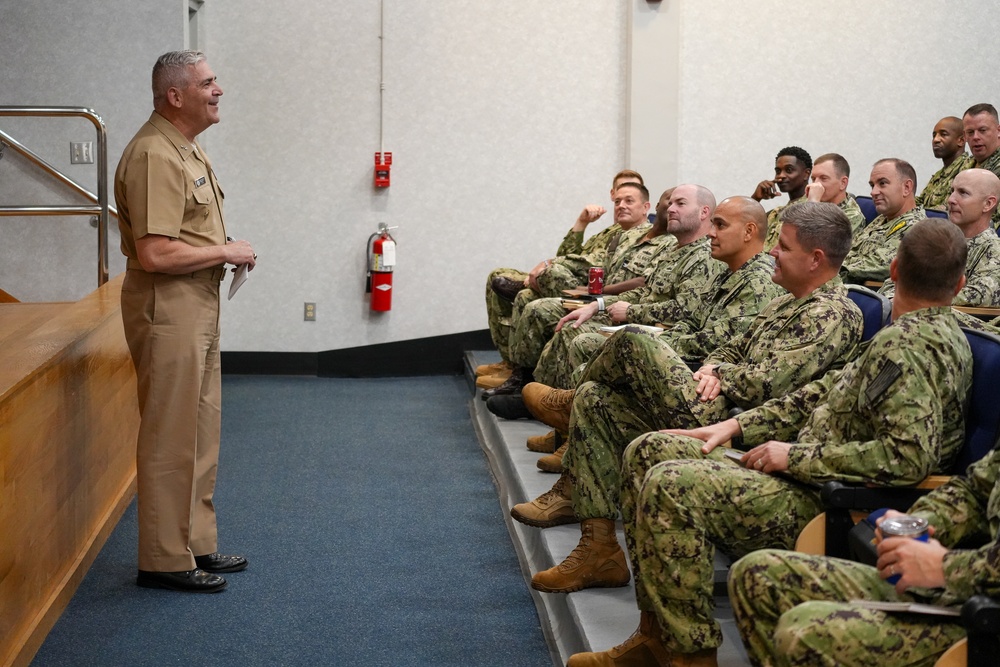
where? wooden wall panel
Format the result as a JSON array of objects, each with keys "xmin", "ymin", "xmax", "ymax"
[{"xmin": 0, "ymin": 275, "xmax": 139, "ymax": 667}]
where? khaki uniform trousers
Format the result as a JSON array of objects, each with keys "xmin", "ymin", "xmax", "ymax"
[{"xmin": 121, "ymin": 267, "xmax": 224, "ymax": 572}]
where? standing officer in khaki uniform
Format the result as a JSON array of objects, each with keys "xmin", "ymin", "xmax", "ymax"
[{"xmin": 116, "ymin": 50, "xmax": 256, "ymax": 593}]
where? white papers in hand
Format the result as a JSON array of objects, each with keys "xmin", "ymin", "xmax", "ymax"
[{"xmin": 228, "ymin": 264, "xmax": 249, "ymax": 300}]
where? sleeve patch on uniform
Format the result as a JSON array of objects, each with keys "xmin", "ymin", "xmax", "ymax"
[{"xmin": 865, "ymin": 359, "xmax": 902, "ymax": 405}]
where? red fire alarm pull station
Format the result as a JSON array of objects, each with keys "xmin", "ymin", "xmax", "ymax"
[{"xmin": 374, "ymin": 152, "xmax": 392, "ymax": 187}]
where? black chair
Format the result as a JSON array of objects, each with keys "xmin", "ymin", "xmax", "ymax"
[
  {"xmin": 845, "ymin": 284, "xmax": 891, "ymax": 342},
  {"xmin": 855, "ymin": 195, "xmax": 878, "ymax": 224}
]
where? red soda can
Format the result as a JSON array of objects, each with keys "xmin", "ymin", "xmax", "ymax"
[{"xmin": 588, "ymin": 267, "xmax": 605, "ymax": 295}]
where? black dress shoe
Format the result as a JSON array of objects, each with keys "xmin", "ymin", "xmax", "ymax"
[
  {"xmin": 486, "ymin": 394, "xmax": 532, "ymax": 420},
  {"xmin": 490, "ymin": 276, "xmax": 525, "ymax": 303},
  {"xmin": 195, "ymin": 552, "xmax": 249, "ymax": 573},
  {"xmin": 481, "ymin": 365, "xmax": 532, "ymax": 400},
  {"xmin": 136, "ymin": 569, "xmax": 227, "ymax": 593}
]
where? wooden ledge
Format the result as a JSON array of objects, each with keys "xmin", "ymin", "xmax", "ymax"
[{"xmin": 0, "ymin": 273, "xmax": 138, "ymax": 667}]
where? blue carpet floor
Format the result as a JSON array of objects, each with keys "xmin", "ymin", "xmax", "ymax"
[{"xmin": 32, "ymin": 375, "xmax": 551, "ymax": 667}]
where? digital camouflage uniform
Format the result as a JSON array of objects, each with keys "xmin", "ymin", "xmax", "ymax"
[
  {"xmin": 916, "ymin": 153, "xmax": 974, "ymax": 211},
  {"xmin": 616, "ymin": 306, "xmax": 971, "ymax": 655},
  {"xmin": 566, "ymin": 277, "xmax": 863, "ymax": 524},
  {"xmin": 644, "ymin": 252, "xmax": 782, "ymax": 362},
  {"xmin": 603, "ymin": 235, "xmax": 722, "ymax": 326},
  {"xmin": 840, "ymin": 193, "xmax": 867, "ymax": 236},
  {"xmin": 730, "ymin": 444, "xmax": 1000, "ymax": 666},
  {"xmin": 841, "ymin": 207, "xmax": 927, "ymax": 284},
  {"xmin": 557, "ymin": 252, "xmax": 784, "ymax": 390},
  {"xmin": 510, "ymin": 235, "xmax": 717, "ymax": 373},
  {"xmin": 975, "ymin": 147, "xmax": 1000, "ymax": 229},
  {"xmin": 879, "ymin": 227, "xmax": 1000, "ymax": 306},
  {"xmin": 486, "ymin": 221, "xmax": 634, "ymax": 362},
  {"xmin": 556, "ymin": 224, "xmax": 615, "ymax": 257},
  {"xmin": 763, "ymin": 196, "xmax": 807, "ymax": 251}
]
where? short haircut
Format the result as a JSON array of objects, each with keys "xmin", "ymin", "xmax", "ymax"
[
  {"xmin": 895, "ymin": 218, "xmax": 967, "ymax": 301},
  {"xmin": 963, "ymin": 103, "xmax": 1000, "ymax": 123},
  {"xmin": 814, "ymin": 153, "xmax": 850, "ymax": 178},
  {"xmin": 692, "ymin": 184, "xmax": 717, "ymax": 214},
  {"xmin": 874, "ymin": 158, "xmax": 918, "ymax": 191},
  {"xmin": 615, "ymin": 181, "xmax": 650, "ymax": 203},
  {"xmin": 612, "ymin": 169, "xmax": 644, "ymax": 188},
  {"xmin": 731, "ymin": 196, "xmax": 767, "ymax": 241},
  {"xmin": 777, "ymin": 146, "xmax": 813, "ymax": 171},
  {"xmin": 152, "ymin": 50, "xmax": 206, "ymax": 106},
  {"xmin": 779, "ymin": 201, "xmax": 853, "ymax": 268},
  {"xmin": 940, "ymin": 116, "xmax": 965, "ymax": 133}
]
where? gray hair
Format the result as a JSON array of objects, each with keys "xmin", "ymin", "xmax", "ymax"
[
  {"xmin": 152, "ymin": 50, "xmax": 206, "ymax": 107},
  {"xmin": 779, "ymin": 201, "xmax": 853, "ymax": 268}
]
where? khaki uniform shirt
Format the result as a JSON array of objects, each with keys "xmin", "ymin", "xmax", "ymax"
[{"xmin": 116, "ymin": 112, "xmax": 227, "ymax": 257}]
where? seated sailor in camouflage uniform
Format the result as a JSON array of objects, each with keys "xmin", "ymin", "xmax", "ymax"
[
  {"xmin": 519, "ymin": 196, "xmax": 782, "ymax": 471},
  {"xmin": 480, "ymin": 169, "xmax": 646, "ymax": 385},
  {"xmin": 841, "ymin": 158, "xmax": 926, "ymax": 285},
  {"xmin": 536, "ymin": 196, "xmax": 783, "ymax": 392},
  {"xmin": 805, "ymin": 153, "xmax": 867, "ymax": 235},
  {"xmin": 488, "ymin": 184, "xmax": 721, "ymax": 398},
  {"xmin": 512, "ymin": 203, "xmax": 864, "ymax": 599},
  {"xmin": 963, "ymin": 103, "xmax": 1000, "ymax": 229},
  {"xmin": 916, "ymin": 116, "xmax": 974, "ymax": 211},
  {"xmin": 571, "ymin": 218, "xmax": 973, "ymax": 667},
  {"xmin": 750, "ymin": 146, "xmax": 812, "ymax": 251},
  {"xmin": 881, "ymin": 168, "xmax": 1000, "ymax": 306},
  {"xmin": 730, "ymin": 444, "xmax": 1000, "ymax": 667}
]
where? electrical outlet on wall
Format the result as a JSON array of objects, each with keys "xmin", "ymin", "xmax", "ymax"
[
  {"xmin": 70, "ymin": 142, "xmax": 94, "ymax": 164},
  {"xmin": 304, "ymin": 302, "xmax": 316, "ymax": 321}
]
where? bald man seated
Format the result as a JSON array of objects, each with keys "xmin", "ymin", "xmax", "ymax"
[{"xmin": 881, "ymin": 168, "xmax": 1000, "ymax": 307}]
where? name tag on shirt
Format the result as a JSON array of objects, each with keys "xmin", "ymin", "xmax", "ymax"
[{"xmin": 194, "ymin": 176, "xmax": 206, "ymax": 187}]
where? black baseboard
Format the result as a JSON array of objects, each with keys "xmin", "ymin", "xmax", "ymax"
[{"xmin": 221, "ymin": 329, "xmax": 494, "ymax": 377}]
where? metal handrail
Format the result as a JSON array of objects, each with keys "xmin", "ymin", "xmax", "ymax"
[{"xmin": 0, "ymin": 107, "xmax": 113, "ymax": 285}]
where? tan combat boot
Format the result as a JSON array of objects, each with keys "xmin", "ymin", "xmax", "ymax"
[
  {"xmin": 537, "ymin": 441, "xmax": 568, "ymax": 473},
  {"xmin": 475, "ymin": 360, "xmax": 512, "ymax": 377},
  {"xmin": 566, "ymin": 611, "xmax": 672, "ymax": 666},
  {"xmin": 510, "ymin": 471, "xmax": 577, "ymax": 528},
  {"xmin": 526, "ymin": 429, "xmax": 561, "ymax": 453},
  {"xmin": 531, "ymin": 518, "xmax": 630, "ymax": 593},
  {"xmin": 523, "ymin": 382, "xmax": 574, "ymax": 433}
]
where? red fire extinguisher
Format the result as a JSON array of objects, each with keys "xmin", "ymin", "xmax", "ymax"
[{"xmin": 366, "ymin": 223, "xmax": 397, "ymax": 311}]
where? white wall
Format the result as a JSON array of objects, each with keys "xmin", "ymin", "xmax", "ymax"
[
  {"xmin": 2, "ymin": 0, "xmax": 998, "ymax": 354},
  {"xmin": 673, "ymin": 1, "xmax": 1000, "ymax": 203},
  {"xmin": 208, "ymin": 0, "xmax": 627, "ymax": 352},
  {"xmin": 0, "ymin": 0, "xmax": 184, "ymax": 300}
]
